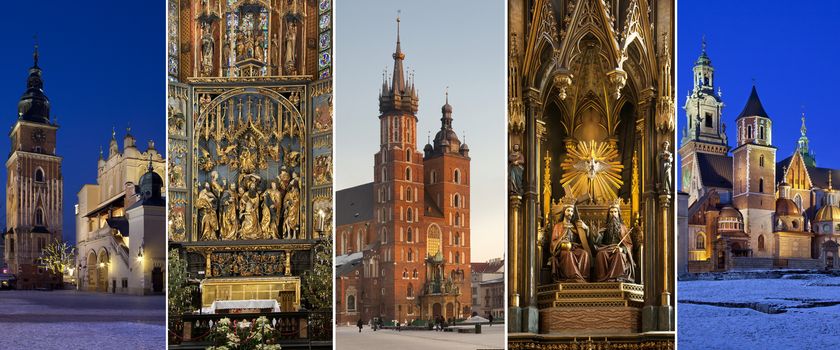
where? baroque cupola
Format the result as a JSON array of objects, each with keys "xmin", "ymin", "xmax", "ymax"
[{"xmin": 17, "ymin": 44, "xmax": 51, "ymax": 124}]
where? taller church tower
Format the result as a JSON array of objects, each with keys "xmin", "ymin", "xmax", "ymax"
[
  {"xmin": 679, "ymin": 40, "xmax": 727, "ymax": 202},
  {"xmin": 732, "ymin": 85, "xmax": 776, "ymax": 254},
  {"xmin": 372, "ymin": 16, "xmax": 424, "ymax": 320},
  {"xmin": 4, "ymin": 46, "xmax": 63, "ymax": 286}
]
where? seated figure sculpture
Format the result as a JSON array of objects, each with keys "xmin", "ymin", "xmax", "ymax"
[
  {"xmin": 592, "ymin": 202, "xmax": 635, "ymax": 282},
  {"xmin": 550, "ymin": 203, "xmax": 591, "ymax": 282}
]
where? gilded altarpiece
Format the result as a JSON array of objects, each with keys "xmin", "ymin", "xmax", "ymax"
[
  {"xmin": 508, "ymin": 0, "xmax": 674, "ymax": 347},
  {"xmin": 168, "ymin": 0, "xmax": 332, "ymax": 312}
]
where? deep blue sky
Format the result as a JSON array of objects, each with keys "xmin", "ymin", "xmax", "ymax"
[
  {"xmin": 335, "ymin": 0, "xmax": 506, "ymax": 261},
  {"xmin": 0, "ymin": 3, "xmax": 165, "ymax": 242},
  {"xmin": 678, "ymin": 1, "xmax": 840, "ymax": 182}
]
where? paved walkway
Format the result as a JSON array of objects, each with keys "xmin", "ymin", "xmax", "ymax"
[
  {"xmin": 0, "ymin": 289, "xmax": 165, "ymax": 349},
  {"xmin": 336, "ymin": 324, "xmax": 505, "ymax": 350}
]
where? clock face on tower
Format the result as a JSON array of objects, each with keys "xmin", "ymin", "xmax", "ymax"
[{"xmin": 32, "ymin": 129, "xmax": 46, "ymax": 144}]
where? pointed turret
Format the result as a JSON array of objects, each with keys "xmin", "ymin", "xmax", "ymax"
[
  {"xmin": 431, "ymin": 89, "xmax": 462, "ymax": 155},
  {"xmin": 736, "ymin": 85, "xmax": 770, "ymax": 120},
  {"xmin": 797, "ymin": 112, "xmax": 816, "ymax": 166},
  {"xmin": 378, "ymin": 16, "xmax": 419, "ymax": 115}
]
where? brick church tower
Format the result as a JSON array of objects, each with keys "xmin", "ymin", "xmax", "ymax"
[
  {"xmin": 4, "ymin": 46, "xmax": 64, "ymax": 289},
  {"xmin": 367, "ymin": 17, "xmax": 472, "ymax": 323}
]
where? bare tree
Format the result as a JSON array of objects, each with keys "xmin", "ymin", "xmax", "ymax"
[{"xmin": 40, "ymin": 239, "xmax": 76, "ymax": 275}]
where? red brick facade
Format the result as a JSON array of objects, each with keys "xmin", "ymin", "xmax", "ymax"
[{"xmin": 336, "ymin": 23, "xmax": 471, "ymax": 325}]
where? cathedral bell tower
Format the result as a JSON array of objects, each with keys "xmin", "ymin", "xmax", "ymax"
[
  {"xmin": 372, "ymin": 16, "xmax": 424, "ymax": 321},
  {"xmin": 679, "ymin": 39, "xmax": 728, "ymax": 201},
  {"xmin": 732, "ymin": 85, "xmax": 776, "ymax": 250},
  {"xmin": 4, "ymin": 45, "xmax": 63, "ymax": 287}
]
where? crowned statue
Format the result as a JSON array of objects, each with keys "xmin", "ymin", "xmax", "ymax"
[{"xmin": 550, "ymin": 199, "xmax": 591, "ymax": 282}]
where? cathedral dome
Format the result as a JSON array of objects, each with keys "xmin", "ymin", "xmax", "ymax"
[
  {"xmin": 719, "ymin": 206, "xmax": 742, "ymax": 220},
  {"xmin": 775, "ymin": 198, "xmax": 800, "ymax": 217},
  {"xmin": 815, "ymin": 205, "xmax": 840, "ymax": 223}
]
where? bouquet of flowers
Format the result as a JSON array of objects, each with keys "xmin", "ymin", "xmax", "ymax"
[{"xmin": 207, "ymin": 316, "xmax": 282, "ymax": 350}]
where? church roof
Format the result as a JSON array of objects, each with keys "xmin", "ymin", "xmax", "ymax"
[
  {"xmin": 776, "ymin": 154, "xmax": 840, "ymax": 190},
  {"xmin": 736, "ymin": 86, "xmax": 770, "ymax": 120},
  {"xmin": 336, "ymin": 183, "xmax": 374, "ymax": 226},
  {"xmin": 696, "ymin": 153, "xmax": 732, "ymax": 188}
]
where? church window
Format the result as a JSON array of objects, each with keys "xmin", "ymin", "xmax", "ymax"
[
  {"xmin": 407, "ymin": 228, "xmax": 413, "ymax": 242},
  {"xmin": 795, "ymin": 195, "xmax": 803, "ymax": 212},
  {"xmin": 695, "ymin": 233, "xmax": 705, "ymax": 250},
  {"xmin": 406, "ymin": 167, "xmax": 412, "ymax": 181},
  {"xmin": 747, "ymin": 125, "xmax": 753, "ymax": 139},
  {"xmin": 35, "ymin": 168, "xmax": 45, "ymax": 183},
  {"xmin": 407, "ymin": 207, "xmax": 413, "ymax": 222},
  {"xmin": 407, "ymin": 249, "xmax": 414, "ymax": 262},
  {"xmin": 758, "ymin": 235, "xmax": 766, "ymax": 251},
  {"xmin": 403, "ymin": 269, "xmax": 408, "ymax": 278},
  {"xmin": 407, "ymin": 283, "xmax": 414, "ymax": 297},
  {"xmin": 454, "ymin": 169, "xmax": 461, "ymax": 184},
  {"xmin": 455, "ymin": 213, "xmax": 461, "ymax": 227},
  {"xmin": 35, "ymin": 208, "xmax": 44, "ymax": 226},
  {"xmin": 406, "ymin": 149, "xmax": 411, "ymax": 162},
  {"xmin": 347, "ymin": 295, "xmax": 356, "ymax": 312},
  {"xmin": 455, "ymin": 232, "xmax": 460, "ymax": 246},
  {"xmin": 455, "ymin": 252, "xmax": 460, "ymax": 264},
  {"xmin": 704, "ymin": 113, "xmax": 713, "ymax": 128},
  {"xmin": 759, "ymin": 178, "xmax": 764, "ymax": 193},
  {"xmin": 760, "ymin": 155, "xmax": 764, "ymax": 167},
  {"xmin": 412, "ymin": 268, "xmax": 418, "ymax": 278},
  {"xmin": 759, "ymin": 126, "xmax": 765, "ymax": 140},
  {"xmin": 430, "ymin": 170, "xmax": 438, "ymax": 184},
  {"xmin": 454, "ymin": 194, "xmax": 460, "ymax": 208}
]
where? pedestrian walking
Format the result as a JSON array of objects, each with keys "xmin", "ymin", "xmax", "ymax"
[{"xmin": 357, "ymin": 319, "xmax": 363, "ymax": 333}]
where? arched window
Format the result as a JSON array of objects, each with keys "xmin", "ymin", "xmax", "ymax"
[
  {"xmin": 695, "ymin": 233, "xmax": 705, "ymax": 250},
  {"xmin": 454, "ymin": 232, "xmax": 460, "ymax": 246},
  {"xmin": 407, "ymin": 228, "xmax": 413, "ymax": 242},
  {"xmin": 407, "ymin": 283, "xmax": 414, "ymax": 297},
  {"xmin": 759, "ymin": 178, "xmax": 764, "ymax": 193},
  {"xmin": 381, "ymin": 228, "xmax": 388, "ymax": 244},
  {"xmin": 381, "ymin": 167, "xmax": 387, "ymax": 181},
  {"xmin": 759, "ymin": 126, "xmax": 765, "ymax": 140},
  {"xmin": 407, "ymin": 207, "xmax": 413, "ymax": 222},
  {"xmin": 35, "ymin": 208, "xmax": 44, "ymax": 226},
  {"xmin": 412, "ymin": 268, "xmax": 418, "ymax": 278},
  {"xmin": 758, "ymin": 235, "xmax": 766, "ymax": 251},
  {"xmin": 794, "ymin": 194, "xmax": 803, "ymax": 212},
  {"xmin": 454, "ymin": 252, "xmax": 460, "ymax": 264},
  {"xmin": 454, "ymin": 169, "xmax": 461, "ymax": 184},
  {"xmin": 405, "ymin": 187, "xmax": 412, "ymax": 201},
  {"xmin": 407, "ymin": 249, "xmax": 414, "ymax": 262},
  {"xmin": 747, "ymin": 125, "xmax": 753, "ymax": 139},
  {"xmin": 347, "ymin": 295, "xmax": 356, "ymax": 312},
  {"xmin": 406, "ymin": 149, "xmax": 411, "ymax": 162},
  {"xmin": 455, "ymin": 213, "xmax": 461, "ymax": 227},
  {"xmin": 403, "ymin": 269, "xmax": 409, "ymax": 278},
  {"xmin": 454, "ymin": 194, "xmax": 460, "ymax": 208},
  {"xmin": 405, "ymin": 167, "xmax": 412, "ymax": 181},
  {"xmin": 35, "ymin": 168, "xmax": 45, "ymax": 183}
]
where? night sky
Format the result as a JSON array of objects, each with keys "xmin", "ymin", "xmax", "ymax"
[
  {"xmin": 0, "ymin": 3, "xmax": 165, "ymax": 242},
  {"xmin": 678, "ymin": 1, "xmax": 840, "ymax": 186}
]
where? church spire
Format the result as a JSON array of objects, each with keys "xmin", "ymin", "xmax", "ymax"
[
  {"xmin": 798, "ymin": 110, "xmax": 816, "ymax": 166},
  {"xmin": 391, "ymin": 13, "xmax": 406, "ymax": 94},
  {"xmin": 17, "ymin": 38, "xmax": 50, "ymax": 124}
]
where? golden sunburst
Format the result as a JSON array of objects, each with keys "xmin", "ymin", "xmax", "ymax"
[{"xmin": 560, "ymin": 140, "xmax": 624, "ymax": 202}]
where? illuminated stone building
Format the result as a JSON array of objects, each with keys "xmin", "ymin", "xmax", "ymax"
[
  {"xmin": 508, "ymin": 0, "xmax": 675, "ymax": 347},
  {"xmin": 3, "ymin": 47, "xmax": 64, "ymax": 290},
  {"xmin": 166, "ymin": 0, "xmax": 333, "ymax": 344},
  {"xmin": 335, "ymin": 18, "xmax": 472, "ymax": 326},
  {"xmin": 681, "ymin": 43, "xmax": 836, "ymax": 273},
  {"xmin": 75, "ymin": 129, "xmax": 165, "ymax": 294}
]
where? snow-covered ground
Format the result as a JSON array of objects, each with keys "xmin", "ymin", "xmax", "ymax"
[
  {"xmin": 336, "ymin": 324, "xmax": 505, "ymax": 350},
  {"xmin": 0, "ymin": 290, "xmax": 165, "ymax": 349},
  {"xmin": 678, "ymin": 273, "xmax": 840, "ymax": 349}
]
